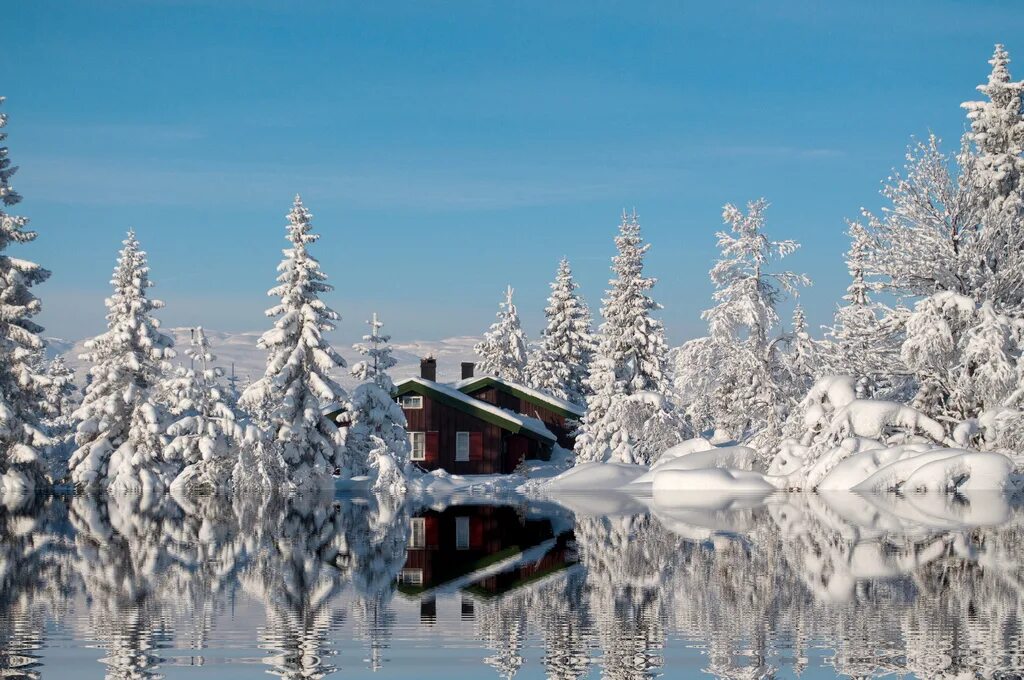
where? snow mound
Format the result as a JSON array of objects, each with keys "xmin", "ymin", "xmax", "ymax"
[
  {"xmin": 544, "ymin": 461, "xmax": 648, "ymax": 491},
  {"xmin": 649, "ymin": 437, "xmax": 715, "ymax": 470},
  {"xmin": 631, "ymin": 445, "xmax": 760, "ymax": 487},
  {"xmin": 651, "ymin": 467, "xmax": 778, "ymax": 493}
]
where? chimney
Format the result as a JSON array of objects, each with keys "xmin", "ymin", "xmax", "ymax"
[
  {"xmin": 461, "ymin": 362, "xmax": 475, "ymax": 380},
  {"xmin": 420, "ymin": 357, "xmax": 437, "ymax": 382}
]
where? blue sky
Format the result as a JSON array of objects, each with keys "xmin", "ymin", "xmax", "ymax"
[{"xmin": 7, "ymin": 0, "xmax": 1024, "ymax": 343}]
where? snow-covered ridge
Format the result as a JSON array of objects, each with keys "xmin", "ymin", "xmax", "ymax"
[{"xmin": 46, "ymin": 329, "xmax": 480, "ymax": 391}]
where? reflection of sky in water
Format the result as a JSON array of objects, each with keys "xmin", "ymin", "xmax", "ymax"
[{"xmin": 0, "ymin": 490, "xmax": 1022, "ymax": 678}]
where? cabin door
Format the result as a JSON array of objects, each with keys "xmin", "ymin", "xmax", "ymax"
[{"xmin": 505, "ymin": 436, "xmax": 529, "ymax": 473}]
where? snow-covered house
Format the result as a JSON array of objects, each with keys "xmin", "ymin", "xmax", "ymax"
[{"xmin": 393, "ymin": 359, "xmax": 584, "ymax": 474}]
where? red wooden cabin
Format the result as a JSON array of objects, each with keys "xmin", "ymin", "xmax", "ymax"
[{"xmin": 392, "ymin": 359, "xmax": 580, "ymax": 475}]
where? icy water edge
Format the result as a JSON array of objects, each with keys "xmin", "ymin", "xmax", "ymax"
[{"xmin": 0, "ymin": 490, "xmax": 1022, "ymax": 679}]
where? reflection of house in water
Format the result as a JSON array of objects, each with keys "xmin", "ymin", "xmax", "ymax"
[{"xmin": 396, "ymin": 505, "xmax": 578, "ymax": 620}]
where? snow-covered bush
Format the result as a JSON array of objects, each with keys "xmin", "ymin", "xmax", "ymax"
[
  {"xmin": 68, "ymin": 231, "xmax": 175, "ymax": 490},
  {"xmin": 475, "ymin": 285, "xmax": 529, "ymax": 383},
  {"xmin": 239, "ymin": 196, "xmax": 346, "ymax": 490},
  {"xmin": 901, "ymin": 292, "xmax": 1022, "ymax": 423}
]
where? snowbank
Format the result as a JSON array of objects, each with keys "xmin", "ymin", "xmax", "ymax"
[
  {"xmin": 544, "ymin": 461, "xmax": 648, "ymax": 491},
  {"xmin": 651, "ymin": 467, "xmax": 777, "ymax": 494}
]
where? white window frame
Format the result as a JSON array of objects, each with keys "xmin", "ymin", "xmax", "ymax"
[
  {"xmin": 399, "ymin": 395, "xmax": 423, "ymax": 409},
  {"xmin": 409, "ymin": 432, "xmax": 426, "ymax": 461},
  {"xmin": 399, "ymin": 568, "xmax": 424, "ymax": 586},
  {"xmin": 455, "ymin": 431, "xmax": 471, "ymax": 462},
  {"xmin": 409, "ymin": 517, "xmax": 425, "ymax": 548},
  {"xmin": 455, "ymin": 516, "xmax": 470, "ymax": 550}
]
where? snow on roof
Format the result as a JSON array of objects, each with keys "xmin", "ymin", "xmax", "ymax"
[
  {"xmin": 452, "ymin": 374, "xmax": 585, "ymax": 418},
  {"xmin": 396, "ymin": 377, "xmax": 557, "ymax": 441}
]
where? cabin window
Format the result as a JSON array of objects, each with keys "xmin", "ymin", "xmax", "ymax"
[
  {"xmin": 399, "ymin": 568, "xmax": 423, "ymax": 586},
  {"xmin": 409, "ymin": 432, "xmax": 426, "ymax": 460},
  {"xmin": 455, "ymin": 516, "xmax": 470, "ymax": 550},
  {"xmin": 409, "ymin": 517, "xmax": 425, "ymax": 548},
  {"xmin": 399, "ymin": 395, "xmax": 423, "ymax": 409},
  {"xmin": 455, "ymin": 431, "xmax": 470, "ymax": 462}
]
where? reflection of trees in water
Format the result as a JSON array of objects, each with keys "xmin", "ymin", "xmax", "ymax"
[
  {"xmin": 533, "ymin": 569, "xmax": 591, "ymax": 680},
  {"xmin": 69, "ymin": 493, "xmax": 187, "ymax": 679},
  {"xmin": 574, "ymin": 514, "xmax": 676, "ymax": 679},
  {"xmin": 0, "ymin": 495, "xmax": 71, "ymax": 680},
  {"xmin": 342, "ymin": 493, "xmax": 409, "ymax": 672},
  {"xmin": 239, "ymin": 491, "xmax": 348, "ymax": 680},
  {"xmin": 0, "ymin": 491, "xmax": 1023, "ymax": 678}
]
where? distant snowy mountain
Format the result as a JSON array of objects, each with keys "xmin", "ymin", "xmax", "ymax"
[{"xmin": 45, "ymin": 329, "xmax": 480, "ymax": 391}]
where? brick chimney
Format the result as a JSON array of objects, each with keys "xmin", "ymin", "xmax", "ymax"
[
  {"xmin": 420, "ymin": 357, "xmax": 437, "ymax": 381},
  {"xmin": 461, "ymin": 362, "xmax": 475, "ymax": 380}
]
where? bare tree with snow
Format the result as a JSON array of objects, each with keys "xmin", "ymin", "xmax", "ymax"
[
  {"xmin": 239, "ymin": 196, "xmax": 346, "ymax": 490},
  {"xmin": 693, "ymin": 199, "xmax": 808, "ymax": 447},
  {"xmin": 0, "ymin": 97, "xmax": 52, "ymax": 494},
  {"xmin": 68, "ymin": 230, "xmax": 175, "ymax": 490},
  {"xmin": 527, "ymin": 258, "xmax": 595, "ymax": 406},
  {"xmin": 475, "ymin": 285, "xmax": 529, "ymax": 383}
]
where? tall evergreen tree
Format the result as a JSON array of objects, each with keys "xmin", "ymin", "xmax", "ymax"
[
  {"xmin": 526, "ymin": 258, "xmax": 595, "ymax": 406},
  {"xmin": 69, "ymin": 230, "xmax": 175, "ymax": 490},
  {"xmin": 343, "ymin": 313, "xmax": 409, "ymax": 492},
  {"xmin": 962, "ymin": 44, "xmax": 1024, "ymax": 217},
  {"xmin": 0, "ymin": 97, "xmax": 52, "ymax": 493},
  {"xmin": 576, "ymin": 211, "xmax": 675, "ymax": 464},
  {"xmin": 474, "ymin": 285, "xmax": 529, "ymax": 383},
  {"xmin": 239, "ymin": 196, "xmax": 346, "ymax": 490}
]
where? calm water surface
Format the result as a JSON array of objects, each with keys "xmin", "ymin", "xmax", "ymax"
[{"xmin": 0, "ymin": 489, "xmax": 1021, "ymax": 678}]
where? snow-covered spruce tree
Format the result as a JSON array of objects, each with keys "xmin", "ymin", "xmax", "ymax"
[
  {"xmin": 239, "ymin": 196, "xmax": 346, "ymax": 490},
  {"xmin": 962, "ymin": 44, "xmax": 1024, "ymax": 219},
  {"xmin": 825, "ymin": 221, "xmax": 903, "ymax": 396},
  {"xmin": 575, "ymin": 210, "xmax": 679, "ymax": 465},
  {"xmin": 474, "ymin": 285, "xmax": 529, "ymax": 383},
  {"xmin": 37, "ymin": 355, "xmax": 78, "ymax": 481},
  {"xmin": 526, "ymin": 258, "xmax": 595, "ymax": 406},
  {"xmin": 68, "ymin": 230, "xmax": 175, "ymax": 490},
  {"xmin": 0, "ymin": 97, "xmax": 53, "ymax": 494},
  {"xmin": 698, "ymin": 199, "xmax": 809, "ymax": 447},
  {"xmin": 164, "ymin": 327, "xmax": 239, "ymax": 495},
  {"xmin": 784, "ymin": 304, "xmax": 821, "ymax": 398},
  {"xmin": 342, "ymin": 313, "xmax": 409, "ymax": 491}
]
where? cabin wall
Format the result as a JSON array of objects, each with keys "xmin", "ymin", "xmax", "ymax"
[{"xmin": 403, "ymin": 396, "xmax": 507, "ymax": 474}]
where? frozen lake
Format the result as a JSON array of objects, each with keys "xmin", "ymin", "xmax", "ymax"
[{"xmin": 0, "ymin": 490, "xmax": 1021, "ymax": 678}]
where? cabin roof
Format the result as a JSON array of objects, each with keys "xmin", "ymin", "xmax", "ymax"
[
  {"xmin": 394, "ymin": 377, "xmax": 557, "ymax": 442},
  {"xmin": 452, "ymin": 375, "xmax": 585, "ymax": 420}
]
